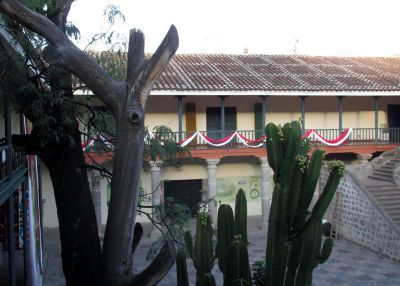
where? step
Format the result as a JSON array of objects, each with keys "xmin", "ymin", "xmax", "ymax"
[
  {"xmin": 366, "ymin": 184, "xmax": 397, "ymax": 190},
  {"xmin": 381, "ymin": 166, "xmax": 394, "ymax": 171},
  {"xmin": 369, "ymin": 189, "xmax": 400, "ymax": 195},
  {"xmin": 367, "ymin": 175, "xmax": 394, "ymax": 183},
  {"xmin": 389, "ymin": 214, "xmax": 400, "ymax": 220},
  {"xmin": 371, "ymin": 171, "xmax": 393, "ymax": 178},
  {"xmin": 377, "ymin": 200, "xmax": 400, "ymax": 207},
  {"xmin": 373, "ymin": 196, "xmax": 400, "ymax": 202},
  {"xmin": 384, "ymin": 205, "xmax": 400, "ymax": 211},
  {"xmin": 373, "ymin": 193, "xmax": 400, "ymax": 201}
]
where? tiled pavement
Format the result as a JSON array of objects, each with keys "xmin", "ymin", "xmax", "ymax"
[{"xmin": 43, "ymin": 217, "xmax": 400, "ymax": 286}]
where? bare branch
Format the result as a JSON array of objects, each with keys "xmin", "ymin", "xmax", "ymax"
[
  {"xmin": 126, "ymin": 29, "xmax": 144, "ymax": 86},
  {"xmin": 0, "ymin": 0, "xmax": 121, "ymax": 112},
  {"xmin": 132, "ymin": 240, "xmax": 176, "ymax": 286},
  {"xmin": 133, "ymin": 25, "xmax": 179, "ymax": 108}
]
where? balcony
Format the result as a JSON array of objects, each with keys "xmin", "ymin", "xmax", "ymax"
[
  {"xmin": 83, "ymin": 128, "xmax": 400, "ymax": 163},
  {"xmin": 171, "ymin": 128, "xmax": 400, "ymax": 149},
  {"xmin": 0, "ymin": 138, "xmax": 26, "ymax": 184}
]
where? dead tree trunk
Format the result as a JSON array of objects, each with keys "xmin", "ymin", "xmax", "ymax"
[{"xmin": 0, "ymin": 0, "xmax": 179, "ymax": 285}]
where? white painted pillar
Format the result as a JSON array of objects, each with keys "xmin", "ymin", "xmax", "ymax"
[
  {"xmin": 260, "ymin": 157, "xmax": 270, "ymax": 230},
  {"xmin": 150, "ymin": 161, "xmax": 162, "ymax": 208},
  {"xmin": 90, "ymin": 171, "xmax": 102, "ymax": 235},
  {"xmin": 206, "ymin": 159, "xmax": 220, "ymax": 221},
  {"xmin": 150, "ymin": 161, "xmax": 163, "ymax": 238}
]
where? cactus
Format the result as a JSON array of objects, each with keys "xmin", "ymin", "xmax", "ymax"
[
  {"xmin": 224, "ymin": 235, "xmax": 252, "ymax": 286},
  {"xmin": 179, "ymin": 190, "xmax": 252, "ymax": 286},
  {"xmin": 235, "ymin": 189, "xmax": 248, "ymax": 243},
  {"xmin": 216, "ymin": 204, "xmax": 235, "ymax": 273},
  {"xmin": 200, "ymin": 273, "xmax": 216, "ymax": 286},
  {"xmin": 184, "ymin": 211, "xmax": 215, "ymax": 285},
  {"xmin": 264, "ymin": 121, "xmax": 344, "ymax": 286},
  {"xmin": 176, "ymin": 250, "xmax": 189, "ymax": 286}
]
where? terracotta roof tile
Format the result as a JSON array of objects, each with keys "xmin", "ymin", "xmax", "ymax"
[{"xmin": 154, "ymin": 54, "xmax": 400, "ymax": 93}]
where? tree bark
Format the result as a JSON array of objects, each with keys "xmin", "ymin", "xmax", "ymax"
[
  {"xmin": 0, "ymin": 1, "xmax": 179, "ymax": 285},
  {"xmin": 1, "ymin": 25, "xmax": 102, "ymax": 286},
  {"xmin": 41, "ymin": 126, "xmax": 102, "ymax": 286}
]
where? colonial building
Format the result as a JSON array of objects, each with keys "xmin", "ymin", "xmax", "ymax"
[{"xmin": 41, "ymin": 54, "xmax": 400, "ymax": 232}]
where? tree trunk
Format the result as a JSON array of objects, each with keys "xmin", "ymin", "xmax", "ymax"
[
  {"xmin": 41, "ymin": 125, "xmax": 102, "ymax": 286},
  {"xmin": 101, "ymin": 90, "xmax": 145, "ymax": 284}
]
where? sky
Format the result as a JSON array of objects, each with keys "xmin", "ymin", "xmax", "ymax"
[{"xmin": 68, "ymin": 0, "xmax": 400, "ymax": 56}]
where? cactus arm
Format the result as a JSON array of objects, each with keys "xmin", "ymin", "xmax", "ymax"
[
  {"xmin": 193, "ymin": 213, "xmax": 214, "ymax": 285},
  {"xmin": 282, "ymin": 121, "xmax": 301, "ymax": 170},
  {"xmin": 318, "ymin": 238, "xmax": 333, "ymax": 264},
  {"xmin": 184, "ymin": 231, "xmax": 194, "ymax": 259},
  {"xmin": 176, "ymin": 251, "xmax": 190, "ymax": 286},
  {"xmin": 235, "ymin": 189, "xmax": 248, "ymax": 243},
  {"xmin": 200, "ymin": 273, "xmax": 216, "ymax": 286},
  {"xmin": 302, "ymin": 150, "xmax": 324, "ymax": 208},
  {"xmin": 217, "ymin": 204, "xmax": 235, "ymax": 273},
  {"xmin": 286, "ymin": 160, "xmax": 303, "ymax": 227},
  {"xmin": 265, "ymin": 185, "xmax": 279, "ymax": 286},
  {"xmin": 265, "ymin": 123, "xmax": 284, "ymax": 177},
  {"xmin": 295, "ymin": 223, "xmax": 318, "ymax": 286},
  {"xmin": 224, "ymin": 240, "xmax": 251, "ymax": 286},
  {"xmin": 300, "ymin": 167, "xmax": 341, "ymax": 235},
  {"xmin": 284, "ymin": 238, "xmax": 303, "ymax": 286}
]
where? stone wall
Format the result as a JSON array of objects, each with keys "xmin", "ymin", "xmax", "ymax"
[{"xmin": 320, "ymin": 166, "xmax": 400, "ymax": 261}]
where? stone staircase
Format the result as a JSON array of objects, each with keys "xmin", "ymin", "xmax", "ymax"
[
  {"xmin": 365, "ymin": 183, "xmax": 400, "ymax": 227},
  {"xmin": 365, "ymin": 156, "xmax": 400, "ymax": 227},
  {"xmin": 368, "ymin": 157, "xmax": 400, "ymax": 183}
]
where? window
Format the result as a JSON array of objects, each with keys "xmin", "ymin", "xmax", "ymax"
[{"xmin": 206, "ymin": 107, "xmax": 237, "ymax": 139}]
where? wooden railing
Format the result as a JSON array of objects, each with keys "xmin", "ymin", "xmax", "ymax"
[{"xmin": 171, "ymin": 128, "xmax": 400, "ymax": 149}]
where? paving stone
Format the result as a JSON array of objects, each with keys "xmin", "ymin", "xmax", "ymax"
[{"xmin": 42, "ymin": 217, "xmax": 400, "ymax": 285}]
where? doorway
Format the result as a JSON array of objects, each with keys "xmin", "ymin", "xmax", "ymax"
[
  {"xmin": 388, "ymin": 104, "xmax": 400, "ymax": 142},
  {"xmin": 164, "ymin": 179, "xmax": 202, "ymax": 216}
]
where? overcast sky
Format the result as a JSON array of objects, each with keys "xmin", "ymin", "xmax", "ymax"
[{"xmin": 68, "ymin": 0, "xmax": 400, "ymax": 56}]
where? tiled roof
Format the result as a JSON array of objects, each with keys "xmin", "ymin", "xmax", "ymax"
[{"xmin": 153, "ymin": 54, "xmax": 400, "ymax": 93}]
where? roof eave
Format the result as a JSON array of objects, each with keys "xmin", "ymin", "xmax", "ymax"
[{"xmin": 150, "ymin": 90, "xmax": 400, "ymax": 97}]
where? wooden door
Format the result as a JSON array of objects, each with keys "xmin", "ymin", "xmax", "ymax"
[{"xmin": 185, "ymin": 103, "xmax": 196, "ymax": 144}]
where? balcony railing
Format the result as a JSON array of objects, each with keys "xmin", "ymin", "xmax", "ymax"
[
  {"xmin": 0, "ymin": 138, "xmax": 26, "ymax": 183},
  {"xmin": 171, "ymin": 128, "xmax": 400, "ymax": 149}
]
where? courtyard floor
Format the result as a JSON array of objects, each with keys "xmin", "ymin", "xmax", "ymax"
[{"xmin": 43, "ymin": 217, "xmax": 400, "ymax": 286}]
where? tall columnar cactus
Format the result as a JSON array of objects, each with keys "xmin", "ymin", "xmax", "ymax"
[
  {"xmin": 216, "ymin": 190, "xmax": 251, "ymax": 285},
  {"xmin": 184, "ymin": 212, "xmax": 215, "ymax": 285},
  {"xmin": 235, "ymin": 189, "xmax": 248, "ymax": 243},
  {"xmin": 264, "ymin": 121, "xmax": 344, "ymax": 286},
  {"xmin": 178, "ymin": 190, "xmax": 251, "ymax": 286},
  {"xmin": 176, "ymin": 250, "xmax": 189, "ymax": 286},
  {"xmin": 224, "ymin": 235, "xmax": 252, "ymax": 286}
]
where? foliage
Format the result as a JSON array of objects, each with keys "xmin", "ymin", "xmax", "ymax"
[
  {"xmin": 143, "ymin": 125, "xmax": 191, "ymax": 171},
  {"xmin": 264, "ymin": 121, "xmax": 344, "ymax": 286},
  {"xmin": 143, "ymin": 196, "xmax": 191, "ymax": 261},
  {"xmin": 251, "ymin": 260, "xmax": 266, "ymax": 286}
]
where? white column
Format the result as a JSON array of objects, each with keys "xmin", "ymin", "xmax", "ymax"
[
  {"xmin": 90, "ymin": 171, "xmax": 102, "ymax": 235},
  {"xmin": 150, "ymin": 161, "xmax": 162, "ymax": 237},
  {"xmin": 206, "ymin": 159, "xmax": 220, "ymax": 221},
  {"xmin": 260, "ymin": 157, "xmax": 270, "ymax": 230}
]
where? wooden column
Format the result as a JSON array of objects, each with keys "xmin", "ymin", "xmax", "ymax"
[
  {"xmin": 374, "ymin": 96, "xmax": 380, "ymax": 143},
  {"xmin": 177, "ymin": 96, "xmax": 184, "ymax": 141},
  {"xmin": 220, "ymin": 96, "xmax": 226, "ymax": 138},
  {"xmin": 300, "ymin": 96, "xmax": 306, "ymax": 134},
  {"xmin": 261, "ymin": 96, "xmax": 267, "ymax": 128},
  {"xmin": 338, "ymin": 96, "xmax": 344, "ymax": 132}
]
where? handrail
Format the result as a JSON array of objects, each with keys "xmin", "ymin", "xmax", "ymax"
[{"xmin": 170, "ymin": 128, "xmax": 400, "ymax": 149}]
